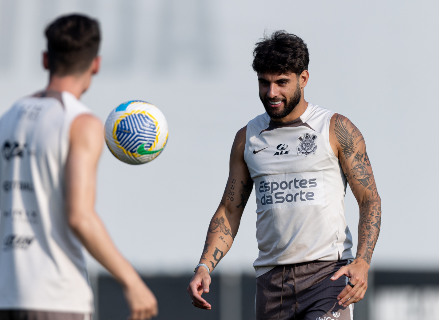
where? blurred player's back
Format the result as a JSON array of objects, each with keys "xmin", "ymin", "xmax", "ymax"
[
  {"xmin": 0, "ymin": 91, "xmax": 93, "ymax": 312},
  {"xmin": 0, "ymin": 14, "xmax": 158, "ymax": 320}
]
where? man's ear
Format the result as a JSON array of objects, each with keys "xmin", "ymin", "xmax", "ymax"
[
  {"xmin": 43, "ymin": 51, "xmax": 49, "ymax": 70},
  {"xmin": 91, "ymin": 56, "xmax": 101, "ymax": 75},
  {"xmin": 299, "ymin": 70, "xmax": 309, "ymax": 89}
]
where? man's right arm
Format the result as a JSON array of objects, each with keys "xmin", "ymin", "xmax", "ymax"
[
  {"xmin": 187, "ymin": 126, "xmax": 253, "ymax": 310},
  {"xmin": 65, "ymin": 114, "xmax": 158, "ymax": 320}
]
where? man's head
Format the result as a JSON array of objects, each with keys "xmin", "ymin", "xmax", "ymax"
[
  {"xmin": 253, "ymin": 31, "xmax": 309, "ymax": 120},
  {"xmin": 44, "ymin": 14, "xmax": 101, "ymax": 77}
]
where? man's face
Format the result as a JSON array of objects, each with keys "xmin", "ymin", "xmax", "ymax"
[{"xmin": 258, "ymin": 72, "xmax": 301, "ymax": 120}]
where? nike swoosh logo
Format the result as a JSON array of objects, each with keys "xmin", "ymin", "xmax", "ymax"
[
  {"xmin": 137, "ymin": 143, "xmax": 164, "ymax": 155},
  {"xmin": 253, "ymin": 147, "xmax": 268, "ymax": 154}
]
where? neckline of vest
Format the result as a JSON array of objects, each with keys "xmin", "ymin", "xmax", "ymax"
[
  {"xmin": 269, "ymin": 117, "xmax": 302, "ymax": 127},
  {"xmin": 260, "ymin": 104, "xmax": 315, "ymax": 134},
  {"xmin": 32, "ymin": 90, "xmax": 65, "ymax": 108}
]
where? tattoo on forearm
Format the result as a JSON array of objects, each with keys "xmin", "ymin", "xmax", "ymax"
[
  {"xmin": 356, "ymin": 199, "xmax": 381, "ymax": 265},
  {"xmin": 209, "ymin": 247, "xmax": 224, "ymax": 270},
  {"xmin": 201, "ymin": 242, "xmax": 210, "ymax": 262},
  {"xmin": 219, "ymin": 236, "xmax": 230, "ymax": 248},
  {"xmin": 236, "ymin": 178, "xmax": 253, "ymax": 209},
  {"xmin": 209, "ymin": 217, "xmax": 233, "ymax": 237}
]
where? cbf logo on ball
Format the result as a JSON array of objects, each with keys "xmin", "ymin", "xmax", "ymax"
[{"xmin": 104, "ymin": 100, "xmax": 168, "ymax": 165}]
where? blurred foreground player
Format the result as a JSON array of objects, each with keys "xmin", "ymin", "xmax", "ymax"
[
  {"xmin": 187, "ymin": 31, "xmax": 381, "ymax": 319},
  {"xmin": 0, "ymin": 14, "xmax": 157, "ymax": 320}
]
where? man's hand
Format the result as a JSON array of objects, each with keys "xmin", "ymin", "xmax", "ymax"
[
  {"xmin": 187, "ymin": 267, "xmax": 212, "ymax": 310},
  {"xmin": 123, "ymin": 279, "xmax": 158, "ymax": 320},
  {"xmin": 330, "ymin": 259, "xmax": 370, "ymax": 307}
]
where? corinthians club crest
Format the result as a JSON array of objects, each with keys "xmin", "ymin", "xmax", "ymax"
[{"xmin": 297, "ymin": 133, "xmax": 317, "ymax": 156}]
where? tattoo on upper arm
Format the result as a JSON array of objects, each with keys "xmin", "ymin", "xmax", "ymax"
[
  {"xmin": 209, "ymin": 247, "xmax": 224, "ymax": 270},
  {"xmin": 226, "ymin": 179, "xmax": 236, "ymax": 202},
  {"xmin": 334, "ymin": 115, "xmax": 356, "ymax": 159},
  {"xmin": 334, "ymin": 115, "xmax": 374, "ymax": 188},
  {"xmin": 209, "ymin": 217, "xmax": 233, "ymax": 237},
  {"xmin": 351, "ymin": 151, "xmax": 374, "ymax": 188},
  {"xmin": 221, "ymin": 178, "xmax": 236, "ymax": 205},
  {"xmin": 236, "ymin": 178, "xmax": 253, "ymax": 209},
  {"xmin": 354, "ymin": 151, "xmax": 370, "ymax": 166}
]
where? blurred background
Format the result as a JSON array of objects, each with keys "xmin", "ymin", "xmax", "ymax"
[{"xmin": 0, "ymin": 0, "xmax": 438, "ymax": 319}]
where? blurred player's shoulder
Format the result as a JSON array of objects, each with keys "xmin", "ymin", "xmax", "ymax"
[{"xmin": 72, "ymin": 113, "xmax": 103, "ymax": 138}]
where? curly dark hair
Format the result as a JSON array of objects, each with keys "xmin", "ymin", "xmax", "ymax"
[
  {"xmin": 252, "ymin": 31, "xmax": 309, "ymax": 75},
  {"xmin": 45, "ymin": 14, "xmax": 101, "ymax": 76}
]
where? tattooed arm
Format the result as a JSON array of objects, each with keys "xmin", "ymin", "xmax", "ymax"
[
  {"xmin": 329, "ymin": 114, "xmax": 381, "ymax": 308},
  {"xmin": 187, "ymin": 126, "xmax": 253, "ymax": 310}
]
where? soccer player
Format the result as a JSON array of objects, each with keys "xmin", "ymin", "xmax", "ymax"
[
  {"xmin": 187, "ymin": 31, "xmax": 381, "ymax": 319},
  {"xmin": 0, "ymin": 14, "xmax": 158, "ymax": 320}
]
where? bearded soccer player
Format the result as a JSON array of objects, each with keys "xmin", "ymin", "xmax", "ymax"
[
  {"xmin": 0, "ymin": 15, "xmax": 157, "ymax": 320},
  {"xmin": 187, "ymin": 31, "xmax": 381, "ymax": 319}
]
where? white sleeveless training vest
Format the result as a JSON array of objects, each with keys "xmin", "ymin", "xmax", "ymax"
[
  {"xmin": 244, "ymin": 103, "xmax": 354, "ymax": 277},
  {"xmin": 0, "ymin": 91, "xmax": 93, "ymax": 312}
]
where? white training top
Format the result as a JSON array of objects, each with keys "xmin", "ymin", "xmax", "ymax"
[
  {"xmin": 0, "ymin": 91, "xmax": 94, "ymax": 313},
  {"xmin": 244, "ymin": 103, "xmax": 354, "ymax": 277}
]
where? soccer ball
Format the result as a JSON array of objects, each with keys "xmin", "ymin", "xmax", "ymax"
[{"xmin": 104, "ymin": 100, "xmax": 168, "ymax": 165}]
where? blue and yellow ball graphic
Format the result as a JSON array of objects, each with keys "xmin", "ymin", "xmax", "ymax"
[{"xmin": 105, "ymin": 100, "xmax": 168, "ymax": 165}]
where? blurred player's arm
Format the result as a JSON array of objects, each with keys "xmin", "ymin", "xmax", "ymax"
[
  {"xmin": 329, "ymin": 113, "xmax": 382, "ymax": 308},
  {"xmin": 65, "ymin": 114, "xmax": 158, "ymax": 320},
  {"xmin": 187, "ymin": 126, "xmax": 253, "ymax": 310}
]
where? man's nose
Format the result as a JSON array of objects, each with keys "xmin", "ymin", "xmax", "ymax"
[{"xmin": 267, "ymin": 84, "xmax": 279, "ymax": 98}]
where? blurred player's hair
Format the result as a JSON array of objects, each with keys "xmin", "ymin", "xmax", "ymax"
[
  {"xmin": 252, "ymin": 31, "xmax": 309, "ymax": 76},
  {"xmin": 45, "ymin": 14, "xmax": 100, "ymax": 76}
]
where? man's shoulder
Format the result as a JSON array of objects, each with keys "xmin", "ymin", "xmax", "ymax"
[
  {"xmin": 234, "ymin": 125, "xmax": 247, "ymax": 143},
  {"xmin": 61, "ymin": 91, "xmax": 91, "ymax": 113},
  {"xmin": 70, "ymin": 114, "xmax": 103, "ymax": 153},
  {"xmin": 247, "ymin": 112, "xmax": 270, "ymax": 129},
  {"xmin": 71, "ymin": 114, "xmax": 103, "ymax": 133},
  {"xmin": 304, "ymin": 103, "xmax": 335, "ymax": 122}
]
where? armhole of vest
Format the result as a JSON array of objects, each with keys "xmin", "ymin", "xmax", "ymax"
[
  {"xmin": 65, "ymin": 109, "xmax": 92, "ymax": 140},
  {"xmin": 61, "ymin": 94, "xmax": 91, "ymax": 166},
  {"xmin": 244, "ymin": 114, "xmax": 268, "ymax": 161},
  {"xmin": 326, "ymin": 111, "xmax": 338, "ymax": 160},
  {"xmin": 60, "ymin": 95, "xmax": 71, "ymax": 168},
  {"xmin": 244, "ymin": 122, "xmax": 251, "ymax": 162}
]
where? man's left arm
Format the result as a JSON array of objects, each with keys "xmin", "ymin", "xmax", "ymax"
[{"xmin": 329, "ymin": 113, "xmax": 382, "ymax": 308}]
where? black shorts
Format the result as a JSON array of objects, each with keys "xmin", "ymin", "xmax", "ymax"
[{"xmin": 256, "ymin": 260, "xmax": 354, "ymax": 320}]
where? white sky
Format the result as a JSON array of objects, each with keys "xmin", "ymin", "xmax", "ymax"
[{"xmin": 0, "ymin": 0, "xmax": 438, "ymax": 274}]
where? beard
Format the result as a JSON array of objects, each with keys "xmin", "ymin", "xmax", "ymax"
[{"xmin": 261, "ymin": 83, "xmax": 301, "ymax": 119}]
